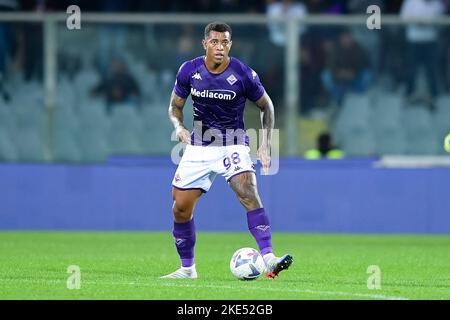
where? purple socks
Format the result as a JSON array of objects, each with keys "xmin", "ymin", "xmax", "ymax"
[
  {"xmin": 247, "ymin": 208, "xmax": 273, "ymax": 255},
  {"xmin": 173, "ymin": 219, "xmax": 196, "ymax": 267},
  {"xmin": 173, "ymin": 210, "xmax": 272, "ymax": 268}
]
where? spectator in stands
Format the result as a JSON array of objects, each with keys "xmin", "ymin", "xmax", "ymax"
[
  {"xmin": 348, "ymin": 0, "xmax": 384, "ymax": 80},
  {"xmin": 0, "ymin": 0, "xmax": 17, "ymax": 101},
  {"xmin": 441, "ymin": 26, "xmax": 450, "ymax": 92},
  {"xmin": 384, "ymin": 0, "xmax": 404, "ymax": 13},
  {"xmin": 96, "ymin": 0, "xmax": 131, "ymax": 75},
  {"xmin": 299, "ymin": 46, "xmax": 326, "ymax": 116},
  {"xmin": 347, "ymin": 0, "xmax": 384, "ymax": 13},
  {"xmin": 266, "ymin": 0, "xmax": 308, "ymax": 47},
  {"xmin": 174, "ymin": 29, "xmax": 196, "ymax": 67},
  {"xmin": 264, "ymin": 0, "xmax": 308, "ymax": 111},
  {"xmin": 400, "ymin": 0, "xmax": 445, "ymax": 101},
  {"xmin": 91, "ymin": 58, "xmax": 141, "ymax": 113},
  {"xmin": 306, "ymin": 0, "xmax": 346, "ymax": 14},
  {"xmin": 0, "ymin": 1, "xmax": 17, "ymax": 75},
  {"xmin": 321, "ymin": 29, "xmax": 372, "ymax": 106},
  {"xmin": 19, "ymin": 0, "xmax": 59, "ymax": 82},
  {"xmin": 301, "ymin": 2, "xmax": 344, "ymax": 113},
  {"xmin": 304, "ymin": 132, "xmax": 344, "ymax": 159},
  {"xmin": 439, "ymin": 0, "xmax": 450, "ymax": 91}
]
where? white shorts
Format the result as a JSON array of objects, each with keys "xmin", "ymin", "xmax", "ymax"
[{"xmin": 172, "ymin": 144, "xmax": 256, "ymax": 193}]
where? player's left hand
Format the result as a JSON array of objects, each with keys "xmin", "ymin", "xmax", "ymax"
[{"xmin": 257, "ymin": 144, "xmax": 271, "ymax": 175}]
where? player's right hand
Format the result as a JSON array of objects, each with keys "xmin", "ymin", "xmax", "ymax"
[
  {"xmin": 176, "ymin": 126, "xmax": 191, "ymax": 144},
  {"xmin": 257, "ymin": 144, "xmax": 271, "ymax": 175}
]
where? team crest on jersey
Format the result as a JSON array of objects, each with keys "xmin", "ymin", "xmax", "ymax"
[
  {"xmin": 226, "ymin": 74, "xmax": 238, "ymax": 85},
  {"xmin": 192, "ymin": 72, "xmax": 202, "ymax": 80}
]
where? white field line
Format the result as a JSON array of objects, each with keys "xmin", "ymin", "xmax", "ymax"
[
  {"xmin": 159, "ymin": 282, "xmax": 410, "ymax": 300},
  {"xmin": 0, "ymin": 278, "xmax": 410, "ymax": 300}
]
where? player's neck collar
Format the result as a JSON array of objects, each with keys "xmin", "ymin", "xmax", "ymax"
[{"xmin": 203, "ymin": 55, "xmax": 231, "ymax": 75}]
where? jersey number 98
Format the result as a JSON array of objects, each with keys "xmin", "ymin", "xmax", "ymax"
[{"xmin": 223, "ymin": 152, "xmax": 241, "ymax": 170}]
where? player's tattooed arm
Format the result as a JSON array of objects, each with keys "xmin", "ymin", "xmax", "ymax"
[
  {"xmin": 168, "ymin": 91, "xmax": 190, "ymax": 143},
  {"xmin": 168, "ymin": 91, "xmax": 186, "ymax": 129},
  {"xmin": 255, "ymin": 91, "xmax": 275, "ymax": 133},
  {"xmin": 255, "ymin": 92, "xmax": 275, "ymax": 174}
]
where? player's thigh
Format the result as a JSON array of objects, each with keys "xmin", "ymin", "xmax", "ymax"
[{"xmin": 172, "ymin": 145, "xmax": 217, "ymax": 193}]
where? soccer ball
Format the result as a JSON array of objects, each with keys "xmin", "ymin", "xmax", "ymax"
[{"xmin": 229, "ymin": 247, "xmax": 266, "ymax": 280}]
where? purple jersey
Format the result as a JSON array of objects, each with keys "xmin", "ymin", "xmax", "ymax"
[{"xmin": 173, "ymin": 56, "xmax": 265, "ymax": 146}]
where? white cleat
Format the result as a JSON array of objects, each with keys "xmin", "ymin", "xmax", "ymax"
[
  {"xmin": 160, "ymin": 266, "xmax": 198, "ymax": 279},
  {"xmin": 263, "ymin": 253, "xmax": 293, "ymax": 279},
  {"xmin": 263, "ymin": 254, "xmax": 278, "ymax": 273}
]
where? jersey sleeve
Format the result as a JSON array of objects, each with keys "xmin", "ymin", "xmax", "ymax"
[
  {"xmin": 243, "ymin": 66, "xmax": 265, "ymax": 102},
  {"xmin": 173, "ymin": 61, "xmax": 191, "ymax": 99}
]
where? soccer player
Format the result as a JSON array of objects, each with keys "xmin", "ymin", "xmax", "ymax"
[{"xmin": 161, "ymin": 22, "xmax": 293, "ymax": 279}]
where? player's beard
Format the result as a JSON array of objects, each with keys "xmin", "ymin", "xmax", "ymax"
[
  {"xmin": 212, "ymin": 53, "xmax": 226, "ymax": 66},
  {"xmin": 213, "ymin": 55, "xmax": 223, "ymax": 64}
]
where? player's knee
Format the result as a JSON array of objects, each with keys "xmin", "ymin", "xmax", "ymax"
[
  {"xmin": 172, "ymin": 201, "xmax": 193, "ymax": 222},
  {"xmin": 236, "ymin": 192, "xmax": 261, "ymax": 211}
]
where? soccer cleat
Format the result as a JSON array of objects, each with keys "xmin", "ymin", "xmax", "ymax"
[
  {"xmin": 160, "ymin": 266, "xmax": 198, "ymax": 279},
  {"xmin": 265, "ymin": 254, "xmax": 293, "ymax": 279}
]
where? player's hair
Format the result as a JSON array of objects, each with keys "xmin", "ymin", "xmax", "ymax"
[{"xmin": 204, "ymin": 22, "xmax": 232, "ymax": 39}]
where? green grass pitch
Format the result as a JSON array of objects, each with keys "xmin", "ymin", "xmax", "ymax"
[{"xmin": 0, "ymin": 232, "xmax": 449, "ymax": 300}]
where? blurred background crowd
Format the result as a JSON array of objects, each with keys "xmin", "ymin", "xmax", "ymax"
[
  {"xmin": 0, "ymin": 0, "xmax": 450, "ymax": 163},
  {"xmin": 0, "ymin": 0, "xmax": 419, "ymax": 14}
]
